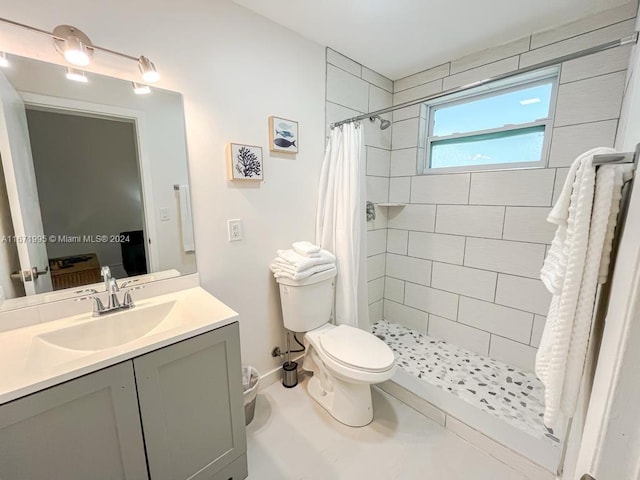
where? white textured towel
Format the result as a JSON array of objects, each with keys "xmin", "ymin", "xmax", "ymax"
[
  {"xmin": 270, "ymin": 263, "xmax": 336, "ymax": 281},
  {"xmin": 177, "ymin": 185, "xmax": 195, "ymax": 252},
  {"xmin": 292, "ymin": 241, "xmax": 321, "ymax": 257},
  {"xmin": 275, "ymin": 249, "xmax": 336, "ymax": 272},
  {"xmin": 536, "ymin": 147, "xmax": 629, "ymax": 427}
]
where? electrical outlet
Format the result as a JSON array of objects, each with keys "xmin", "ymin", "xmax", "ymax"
[
  {"xmin": 227, "ymin": 219, "xmax": 242, "ymax": 241},
  {"xmin": 159, "ymin": 207, "xmax": 170, "ymax": 221}
]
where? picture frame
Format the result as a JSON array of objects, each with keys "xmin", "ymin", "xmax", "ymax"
[
  {"xmin": 227, "ymin": 143, "xmax": 263, "ymax": 181},
  {"xmin": 269, "ymin": 116, "xmax": 298, "ymax": 154}
]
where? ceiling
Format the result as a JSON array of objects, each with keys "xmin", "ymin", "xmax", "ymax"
[{"xmin": 233, "ymin": 0, "xmax": 633, "ymax": 80}]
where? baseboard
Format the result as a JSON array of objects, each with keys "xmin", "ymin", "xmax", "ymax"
[{"xmin": 257, "ymin": 353, "xmax": 305, "ymax": 392}]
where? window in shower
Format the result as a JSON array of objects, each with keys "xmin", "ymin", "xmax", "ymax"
[{"xmin": 421, "ymin": 67, "xmax": 559, "ymax": 173}]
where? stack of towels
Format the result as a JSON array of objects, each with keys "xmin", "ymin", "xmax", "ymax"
[{"xmin": 269, "ymin": 241, "xmax": 336, "ymax": 281}]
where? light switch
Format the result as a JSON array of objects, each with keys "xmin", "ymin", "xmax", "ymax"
[{"xmin": 160, "ymin": 207, "xmax": 170, "ymax": 221}]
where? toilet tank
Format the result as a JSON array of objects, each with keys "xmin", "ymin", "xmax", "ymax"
[{"xmin": 276, "ymin": 268, "xmax": 336, "ymax": 332}]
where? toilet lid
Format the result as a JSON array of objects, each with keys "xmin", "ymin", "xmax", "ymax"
[{"xmin": 319, "ymin": 325, "xmax": 395, "ymax": 372}]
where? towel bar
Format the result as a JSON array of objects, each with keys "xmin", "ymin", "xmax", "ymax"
[{"xmin": 592, "ymin": 143, "xmax": 640, "ymax": 168}]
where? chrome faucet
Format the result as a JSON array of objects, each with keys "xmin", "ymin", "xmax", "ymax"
[{"xmin": 75, "ymin": 267, "xmax": 138, "ymax": 316}]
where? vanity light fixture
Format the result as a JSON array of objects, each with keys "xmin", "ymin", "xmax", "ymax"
[
  {"xmin": 132, "ymin": 82, "xmax": 151, "ymax": 95},
  {"xmin": 0, "ymin": 17, "xmax": 161, "ymax": 83},
  {"xmin": 65, "ymin": 68, "xmax": 88, "ymax": 83},
  {"xmin": 0, "ymin": 52, "xmax": 9, "ymax": 68},
  {"xmin": 54, "ymin": 25, "xmax": 92, "ymax": 66},
  {"xmin": 138, "ymin": 56, "xmax": 160, "ymax": 83}
]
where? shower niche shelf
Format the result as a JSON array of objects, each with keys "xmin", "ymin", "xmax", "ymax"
[{"xmin": 375, "ymin": 203, "xmax": 406, "ymax": 207}]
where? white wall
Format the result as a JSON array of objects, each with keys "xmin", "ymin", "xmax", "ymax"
[
  {"xmin": 0, "ymin": 0, "xmax": 326, "ymax": 376},
  {"xmin": 26, "ymin": 109, "xmax": 143, "ymax": 277}
]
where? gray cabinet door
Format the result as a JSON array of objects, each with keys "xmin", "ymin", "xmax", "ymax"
[
  {"xmin": 134, "ymin": 323, "xmax": 247, "ymax": 480},
  {"xmin": 0, "ymin": 361, "xmax": 148, "ymax": 480}
]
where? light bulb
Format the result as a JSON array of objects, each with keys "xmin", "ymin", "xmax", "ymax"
[
  {"xmin": 64, "ymin": 35, "xmax": 90, "ymax": 66},
  {"xmin": 0, "ymin": 53, "xmax": 9, "ymax": 68},
  {"xmin": 138, "ymin": 56, "xmax": 160, "ymax": 83},
  {"xmin": 66, "ymin": 68, "xmax": 88, "ymax": 83},
  {"xmin": 132, "ymin": 82, "xmax": 151, "ymax": 95}
]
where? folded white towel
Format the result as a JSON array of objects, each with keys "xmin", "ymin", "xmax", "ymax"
[
  {"xmin": 270, "ymin": 263, "xmax": 336, "ymax": 281},
  {"xmin": 276, "ymin": 248, "xmax": 336, "ymax": 272},
  {"xmin": 292, "ymin": 241, "xmax": 321, "ymax": 257}
]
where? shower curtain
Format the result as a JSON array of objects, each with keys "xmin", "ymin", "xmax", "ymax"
[{"xmin": 316, "ymin": 123, "xmax": 369, "ymax": 328}]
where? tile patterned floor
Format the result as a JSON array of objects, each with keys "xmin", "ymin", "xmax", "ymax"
[
  {"xmin": 372, "ymin": 320, "xmax": 560, "ymax": 447},
  {"xmin": 246, "ymin": 376, "xmax": 531, "ymax": 480}
]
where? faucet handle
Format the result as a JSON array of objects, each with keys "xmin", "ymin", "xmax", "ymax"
[
  {"xmin": 120, "ymin": 278, "xmax": 141, "ymax": 288},
  {"xmin": 122, "ymin": 284, "xmax": 144, "ymax": 309},
  {"xmin": 75, "ymin": 293, "xmax": 106, "ymax": 316}
]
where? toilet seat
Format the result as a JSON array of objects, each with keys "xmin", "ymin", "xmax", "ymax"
[{"xmin": 318, "ymin": 325, "xmax": 395, "ymax": 373}]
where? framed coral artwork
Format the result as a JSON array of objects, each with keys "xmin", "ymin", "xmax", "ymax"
[
  {"xmin": 269, "ymin": 116, "xmax": 298, "ymax": 153},
  {"xmin": 227, "ymin": 143, "xmax": 263, "ymax": 181}
]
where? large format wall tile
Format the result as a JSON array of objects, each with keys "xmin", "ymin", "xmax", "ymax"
[
  {"xmin": 428, "ymin": 315, "xmax": 491, "ymax": 355},
  {"xmin": 458, "ymin": 297, "xmax": 534, "ymax": 344},
  {"xmin": 404, "ymin": 283, "xmax": 459, "ymax": 320},
  {"xmin": 431, "ymin": 263, "xmax": 497, "ymax": 301},
  {"xmin": 469, "ymin": 169, "xmax": 555, "ymax": 207},
  {"xmin": 464, "ymin": 238, "xmax": 546, "ymax": 278},
  {"xmin": 554, "ymin": 71, "xmax": 626, "ymax": 127},
  {"xmin": 435, "ymin": 205, "xmax": 505, "ymax": 238},
  {"xmin": 408, "ymin": 231, "xmax": 465, "ymax": 264},
  {"xmin": 326, "ymin": 64, "xmax": 369, "ymax": 111},
  {"xmin": 386, "ymin": 253, "xmax": 432, "ymax": 286},
  {"xmin": 387, "ymin": 204, "xmax": 436, "ymax": 231},
  {"xmin": 411, "ymin": 174, "xmax": 470, "ymax": 204},
  {"xmin": 495, "ymin": 274, "xmax": 552, "ymax": 316}
]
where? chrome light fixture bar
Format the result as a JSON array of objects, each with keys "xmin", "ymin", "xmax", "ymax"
[{"xmin": 0, "ymin": 17, "xmax": 160, "ymax": 83}]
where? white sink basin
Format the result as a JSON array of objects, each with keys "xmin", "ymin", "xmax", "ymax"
[
  {"xmin": 35, "ymin": 301, "xmax": 178, "ymax": 352},
  {"xmin": 1, "ymin": 286, "xmax": 239, "ymax": 405}
]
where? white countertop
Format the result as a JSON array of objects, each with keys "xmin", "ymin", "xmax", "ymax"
[{"xmin": 0, "ymin": 287, "xmax": 238, "ymax": 405}]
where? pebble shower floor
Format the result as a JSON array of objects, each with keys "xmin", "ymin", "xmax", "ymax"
[{"xmin": 372, "ymin": 320, "xmax": 561, "ymax": 447}]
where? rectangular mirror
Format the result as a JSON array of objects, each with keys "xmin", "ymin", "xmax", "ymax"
[{"xmin": 0, "ymin": 54, "xmax": 196, "ymax": 310}]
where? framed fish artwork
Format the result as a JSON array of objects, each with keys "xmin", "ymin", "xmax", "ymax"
[
  {"xmin": 227, "ymin": 143, "xmax": 264, "ymax": 181},
  {"xmin": 269, "ymin": 116, "xmax": 298, "ymax": 154}
]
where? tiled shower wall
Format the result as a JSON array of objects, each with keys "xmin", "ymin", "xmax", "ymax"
[
  {"xmin": 385, "ymin": 3, "xmax": 636, "ymax": 371},
  {"xmin": 324, "ymin": 48, "xmax": 394, "ymax": 331}
]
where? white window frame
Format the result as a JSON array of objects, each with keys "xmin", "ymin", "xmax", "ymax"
[{"xmin": 420, "ymin": 67, "xmax": 560, "ymax": 174}]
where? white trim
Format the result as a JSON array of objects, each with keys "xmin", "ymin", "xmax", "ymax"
[{"xmin": 19, "ymin": 92, "xmax": 160, "ymax": 273}]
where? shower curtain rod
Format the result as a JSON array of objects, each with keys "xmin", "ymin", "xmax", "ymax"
[{"xmin": 330, "ymin": 32, "xmax": 639, "ymax": 129}]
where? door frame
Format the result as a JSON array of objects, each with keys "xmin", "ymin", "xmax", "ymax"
[
  {"xmin": 565, "ymin": 176, "xmax": 640, "ymax": 478},
  {"xmin": 19, "ymin": 92, "xmax": 160, "ymax": 274}
]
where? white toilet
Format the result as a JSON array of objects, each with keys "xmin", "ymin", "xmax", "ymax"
[{"xmin": 276, "ymin": 268, "xmax": 396, "ymax": 427}]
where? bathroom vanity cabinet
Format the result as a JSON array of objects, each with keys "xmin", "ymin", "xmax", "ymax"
[{"xmin": 0, "ymin": 322, "xmax": 248, "ymax": 480}]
